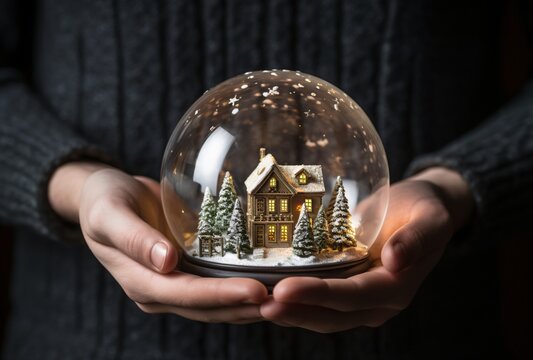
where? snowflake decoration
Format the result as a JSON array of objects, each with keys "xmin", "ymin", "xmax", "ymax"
[
  {"xmin": 333, "ymin": 98, "xmax": 340, "ymax": 111},
  {"xmin": 304, "ymin": 110, "xmax": 315, "ymax": 118},
  {"xmin": 262, "ymin": 86, "xmax": 279, "ymax": 97},
  {"xmin": 229, "ymin": 96, "xmax": 240, "ymax": 106}
]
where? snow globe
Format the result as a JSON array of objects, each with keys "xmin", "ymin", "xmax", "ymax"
[{"xmin": 161, "ymin": 70, "xmax": 389, "ymax": 286}]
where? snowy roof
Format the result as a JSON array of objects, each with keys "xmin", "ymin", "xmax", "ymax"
[
  {"xmin": 244, "ymin": 153, "xmax": 278, "ymax": 192},
  {"xmin": 278, "ymin": 165, "xmax": 325, "ymax": 193},
  {"xmin": 245, "ymin": 153, "xmax": 325, "ymax": 194}
]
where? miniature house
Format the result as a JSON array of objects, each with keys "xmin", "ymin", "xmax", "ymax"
[{"xmin": 245, "ymin": 148, "xmax": 325, "ymax": 248}]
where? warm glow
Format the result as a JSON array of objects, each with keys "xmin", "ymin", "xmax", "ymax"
[
  {"xmin": 268, "ymin": 225, "xmax": 276, "ymax": 242},
  {"xmin": 280, "ymin": 198, "xmax": 288, "ymax": 212},
  {"xmin": 305, "ymin": 198, "xmax": 312, "ymax": 212},
  {"xmin": 269, "ymin": 177, "xmax": 277, "ymax": 189},
  {"xmin": 268, "ymin": 199, "xmax": 276, "ymax": 212},
  {"xmin": 298, "ymin": 172, "xmax": 307, "ymax": 185},
  {"xmin": 280, "ymin": 225, "xmax": 288, "ymax": 242}
]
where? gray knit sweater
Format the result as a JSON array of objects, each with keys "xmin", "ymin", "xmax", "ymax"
[{"xmin": 1, "ymin": 0, "xmax": 531, "ymax": 358}]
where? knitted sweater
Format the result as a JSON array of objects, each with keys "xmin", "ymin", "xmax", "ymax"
[{"xmin": 1, "ymin": 0, "xmax": 532, "ymax": 358}]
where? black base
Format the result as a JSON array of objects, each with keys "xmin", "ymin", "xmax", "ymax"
[{"xmin": 179, "ymin": 254, "xmax": 372, "ymax": 289}]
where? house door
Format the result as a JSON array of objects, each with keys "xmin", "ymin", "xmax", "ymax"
[
  {"xmin": 267, "ymin": 225, "xmax": 277, "ymax": 246},
  {"xmin": 255, "ymin": 225, "xmax": 264, "ymax": 247}
]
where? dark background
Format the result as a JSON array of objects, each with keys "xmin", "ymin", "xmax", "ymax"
[{"xmin": 1, "ymin": 0, "xmax": 532, "ymax": 358}]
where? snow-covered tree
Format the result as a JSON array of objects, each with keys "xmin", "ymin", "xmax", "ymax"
[
  {"xmin": 313, "ymin": 205, "xmax": 330, "ymax": 252},
  {"xmin": 292, "ymin": 204, "xmax": 318, "ymax": 257},
  {"xmin": 224, "ymin": 199, "xmax": 252, "ymax": 256},
  {"xmin": 329, "ymin": 184, "xmax": 356, "ymax": 251},
  {"xmin": 198, "ymin": 187, "xmax": 217, "ymax": 236},
  {"xmin": 326, "ymin": 176, "xmax": 343, "ymax": 222},
  {"xmin": 215, "ymin": 171, "xmax": 237, "ymax": 235}
]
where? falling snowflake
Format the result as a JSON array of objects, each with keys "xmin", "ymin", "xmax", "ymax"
[
  {"xmin": 304, "ymin": 110, "xmax": 315, "ymax": 118},
  {"xmin": 262, "ymin": 86, "xmax": 279, "ymax": 97},
  {"xmin": 316, "ymin": 138, "xmax": 329, "ymax": 147},
  {"xmin": 333, "ymin": 98, "xmax": 340, "ymax": 111},
  {"xmin": 229, "ymin": 96, "xmax": 240, "ymax": 106},
  {"xmin": 231, "ymin": 108, "xmax": 239, "ymax": 115}
]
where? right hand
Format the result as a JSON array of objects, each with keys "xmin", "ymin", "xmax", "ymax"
[{"xmin": 49, "ymin": 163, "xmax": 268, "ymax": 324}]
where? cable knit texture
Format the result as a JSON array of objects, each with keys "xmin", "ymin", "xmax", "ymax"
[{"xmin": 0, "ymin": 0, "xmax": 528, "ymax": 358}]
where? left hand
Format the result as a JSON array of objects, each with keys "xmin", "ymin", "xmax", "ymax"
[{"xmin": 260, "ymin": 167, "xmax": 474, "ymax": 332}]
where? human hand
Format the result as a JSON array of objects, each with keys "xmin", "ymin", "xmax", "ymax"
[
  {"xmin": 260, "ymin": 167, "xmax": 474, "ymax": 332},
  {"xmin": 49, "ymin": 163, "xmax": 268, "ymax": 324}
]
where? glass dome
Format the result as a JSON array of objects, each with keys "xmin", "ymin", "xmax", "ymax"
[{"xmin": 161, "ymin": 70, "xmax": 389, "ymax": 281}]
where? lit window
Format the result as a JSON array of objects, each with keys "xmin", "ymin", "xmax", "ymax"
[
  {"xmin": 268, "ymin": 199, "xmax": 276, "ymax": 213},
  {"xmin": 268, "ymin": 225, "xmax": 276, "ymax": 242},
  {"xmin": 298, "ymin": 172, "xmax": 307, "ymax": 185},
  {"xmin": 280, "ymin": 199, "xmax": 288, "ymax": 212},
  {"xmin": 280, "ymin": 225, "xmax": 288, "ymax": 242},
  {"xmin": 269, "ymin": 177, "xmax": 277, "ymax": 190},
  {"xmin": 305, "ymin": 198, "xmax": 312, "ymax": 212}
]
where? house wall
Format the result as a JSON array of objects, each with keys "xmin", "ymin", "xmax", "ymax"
[
  {"xmin": 246, "ymin": 168, "xmax": 324, "ymax": 248},
  {"xmin": 292, "ymin": 194, "xmax": 323, "ymax": 224}
]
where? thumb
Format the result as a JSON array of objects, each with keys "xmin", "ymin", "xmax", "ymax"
[
  {"xmin": 381, "ymin": 206, "xmax": 452, "ymax": 273},
  {"xmin": 87, "ymin": 200, "xmax": 178, "ymax": 273}
]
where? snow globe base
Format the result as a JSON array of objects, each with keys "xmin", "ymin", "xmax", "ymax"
[{"xmin": 179, "ymin": 252, "xmax": 371, "ymax": 289}]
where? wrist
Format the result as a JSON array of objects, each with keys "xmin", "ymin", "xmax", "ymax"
[
  {"xmin": 48, "ymin": 161, "xmax": 113, "ymax": 223},
  {"xmin": 409, "ymin": 167, "xmax": 475, "ymax": 231}
]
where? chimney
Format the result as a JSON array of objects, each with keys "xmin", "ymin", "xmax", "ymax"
[{"xmin": 259, "ymin": 147, "xmax": 266, "ymax": 161}]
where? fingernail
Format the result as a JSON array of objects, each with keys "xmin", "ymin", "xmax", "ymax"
[{"xmin": 151, "ymin": 242, "xmax": 168, "ymax": 270}]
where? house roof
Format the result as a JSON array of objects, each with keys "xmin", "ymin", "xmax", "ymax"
[
  {"xmin": 278, "ymin": 165, "xmax": 325, "ymax": 193},
  {"xmin": 245, "ymin": 153, "xmax": 325, "ymax": 194}
]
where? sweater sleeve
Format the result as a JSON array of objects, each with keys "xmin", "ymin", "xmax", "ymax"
[
  {"xmin": 406, "ymin": 79, "xmax": 533, "ymax": 238},
  {"xmin": 0, "ymin": 4, "xmax": 115, "ymax": 242}
]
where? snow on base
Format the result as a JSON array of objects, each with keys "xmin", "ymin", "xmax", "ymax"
[{"xmin": 187, "ymin": 236, "xmax": 367, "ymax": 267}]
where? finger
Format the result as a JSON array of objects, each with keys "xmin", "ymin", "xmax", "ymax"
[
  {"xmin": 134, "ymin": 176, "xmax": 162, "ymax": 202},
  {"xmin": 144, "ymin": 272, "xmax": 269, "ymax": 307},
  {"xmin": 89, "ymin": 240, "xmax": 269, "ymax": 308},
  {"xmin": 381, "ymin": 202, "xmax": 452, "ymax": 273},
  {"xmin": 99, "ymin": 250, "xmax": 268, "ymax": 307},
  {"xmin": 272, "ymin": 271, "xmax": 408, "ymax": 311},
  {"xmin": 137, "ymin": 302, "xmax": 263, "ymax": 324},
  {"xmin": 87, "ymin": 200, "xmax": 178, "ymax": 273},
  {"xmin": 261, "ymin": 300, "xmax": 398, "ymax": 333},
  {"xmin": 273, "ymin": 248, "xmax": 444, "ymax": 313}
]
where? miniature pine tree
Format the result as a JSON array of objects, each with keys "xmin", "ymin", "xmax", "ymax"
[
  {"xmin": 326, "ymin": 176, "xmax": 343, "ymax": 222},
  {"xmin": 313, "ymin": 205, "xmax": 330, "ymax": 252},
  {"xmin": 198, "ymin": 187, "xmax": 217, "ymax": 236},
  {"xmin": 215, "ymin": 171, "xmax": 237, "ymax": 235},
  {"xmin": 292, "ymin": 204, "xmax": 318, "ymax": 257},
  {"xmin": 329, "ymin": 184, "xmax": 356, "ymax": 251},
  {"xmin": 224, "ymin": 199, "xmax": 252, "ymax": 256}
]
